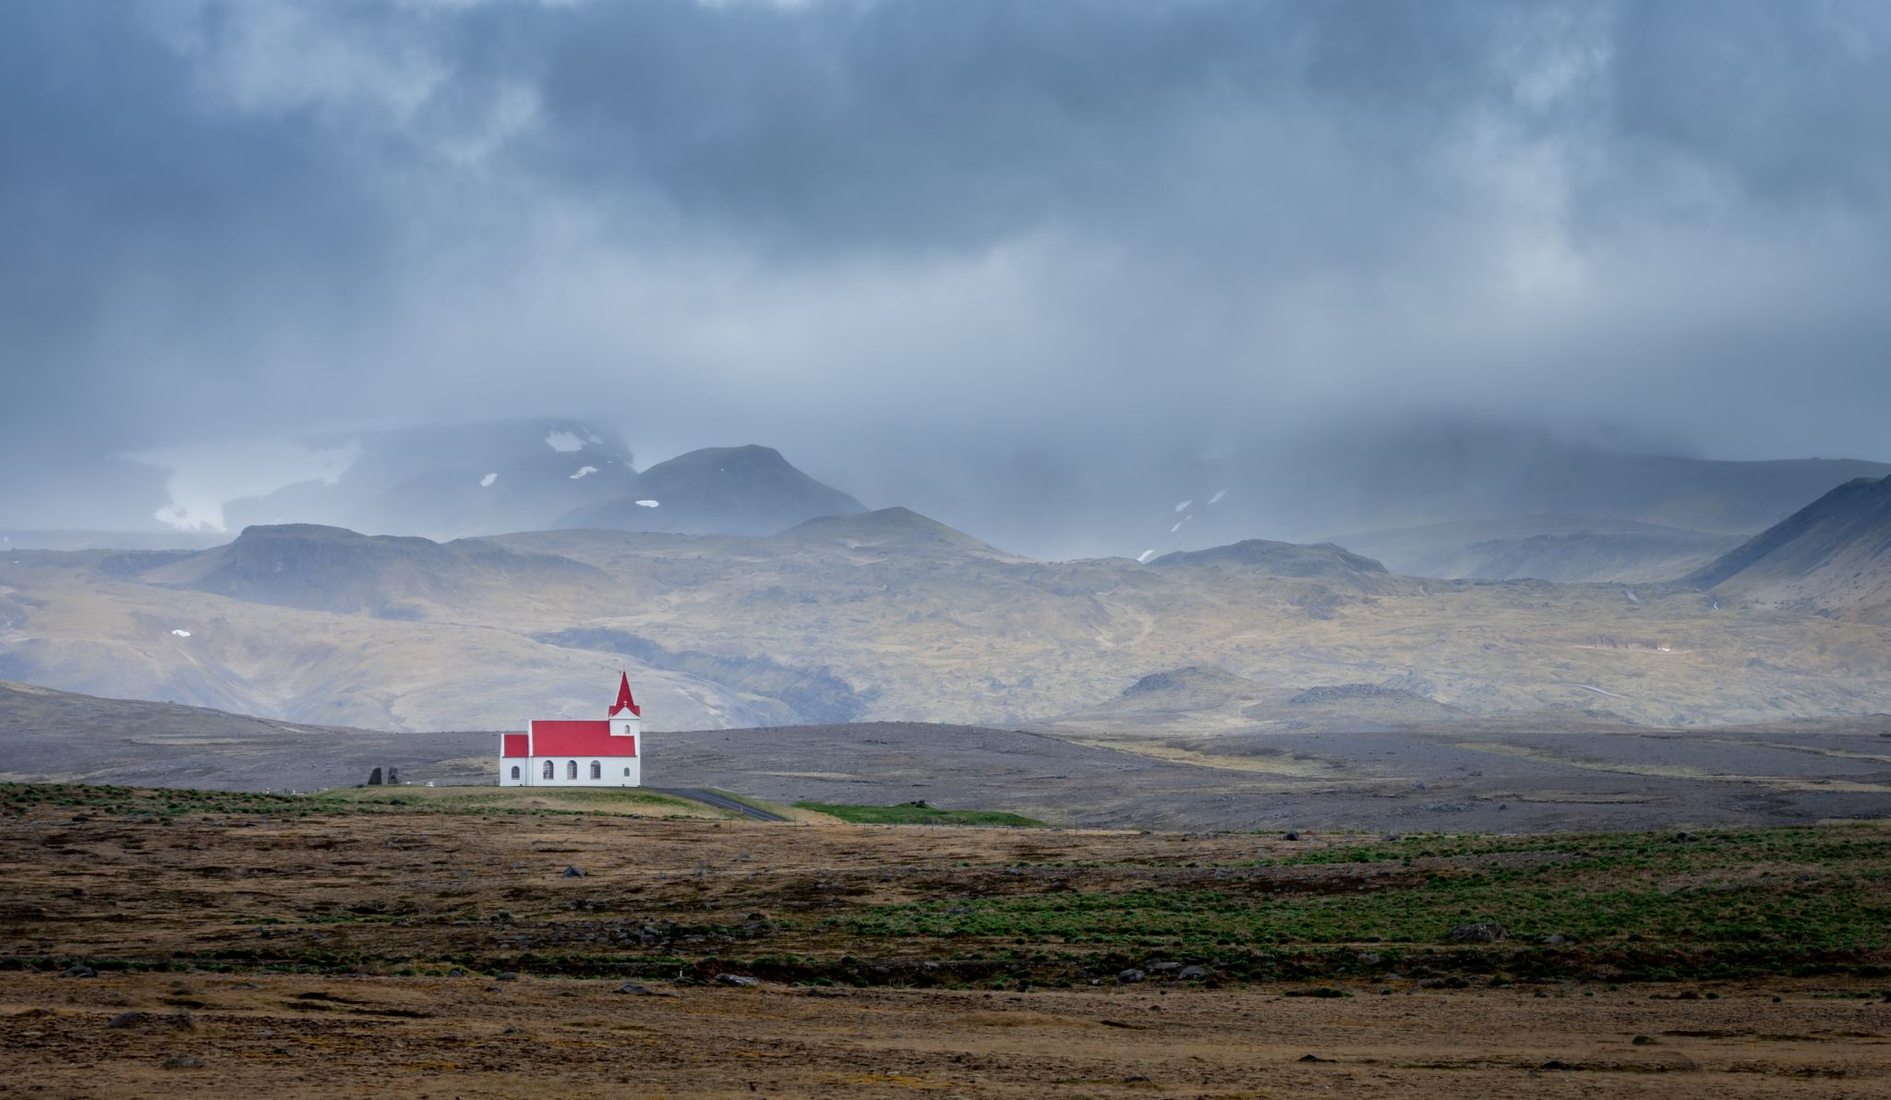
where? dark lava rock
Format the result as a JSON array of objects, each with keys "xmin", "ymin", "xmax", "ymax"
[
  {"xmin": 1448, "ymin": 921, "xmax": 1507, "ymax": 943},
  {"xmin": 715, "ymin": 974, "xmax": 759, "ymax": 987},
  {"xmin": 61, "ymin": 964, "xmax": 97, "ymax": 978},
  {"xmin": 1117, "ymin": 969, "xmax": 1146, "ymax": 984},
  {"xmin": 562, "ymin": 865, "xmax": 586, "ymax": 878},
  {"xmin": 162, "ymin": 1056, "xmax": 204, "ymax": 1070},
  {"xmin": 617, "ymin": 982, "xmax": 656, "ymax": 995},
  {"xmin": 1178, "ymin": 965, "xmax": 1208, "ymax": 980}
]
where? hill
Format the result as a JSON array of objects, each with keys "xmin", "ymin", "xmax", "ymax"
[
  {"xmin": 140, "ymin": 523, "xmax": 608, "ymax": 618},
  {"xmin": 223, "ymin": 418, "xmax": 639, "ymax": 539},
  {"xmin": 0, "ymin": 679, "xmax": 487, "ymax": 789},
  {"xmin": 561, "ymin": 445, "xmax": 865, "ymax": 536},
  {"xmin": 1332, "ymin": 515, "xmax": 1742, "ymax": 583},
  {"xmin": 1691, "ymin": 475, "xmax": 1891, "ymax": 619}
]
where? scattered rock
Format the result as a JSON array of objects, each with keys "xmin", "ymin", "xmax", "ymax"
[
  {"xmin": 1298, "ymin": 1054, "xmax": 1331, "ymax": 1063},
  {"xmin": 161, "ymin": 1056, "xmax": 203, "ymax": 1070},
  {"xmin": 562, "ymin": 865, "xmax": 586, "ymax": 878},
  {"xmin": 1122, "ymin": 1074, "xmax": 1151, "ymax": 1083},
  {"xmin": 617, "ymin": 982, "xmax": 656, "ymax": 995},
  {"xmin": 1117, "ymin": 968, "xmax": 1146, "ymax": 984},
  {"xmin": 107, "ymin": 1011, "xmax": 193, "ymax": 1031},
  {"xmin": 494, "ymin": 972, "xmax": 519, "ymax": 982},
  {"xmin": 1448, "ymin": 921, "xmax": 1507, "ymax": 943},
  {"xmin": 1178, "ymin": 965, "xmax": 1207, "ymax": 980},
  {"xmin": 1632, "ymin": 1035, "xmax": 1657, "ymax": 1046},
  {"xmin": 1282, "ymin": 831, "xmax": 1300, "ymax": 841},
  {"xmin": 1147, "ymin": 961, "xmax": 1180, "ymax": 974},
  {"xmin": 715, "ymin": 974, "xmax": 759, "ymax": 987},
  {"xmin": 60, "ymin": 964, "xmax": 96, "ymax": 978},
  {"xmin": 1544, "ymin": 933, "xmax": 1571, "ymax": 946}
]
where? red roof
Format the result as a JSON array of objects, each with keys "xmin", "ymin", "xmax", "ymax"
[
  {"xmin": 501, "ymin": 733, "xmax": 529, "ymax": 758},
  {"xmin": 530, "ymin": 719, "xmax": 637, "ymax": 758},
  {"xmin": 609, "ymin": 671, "xmax": 641, "ymax": 717}
]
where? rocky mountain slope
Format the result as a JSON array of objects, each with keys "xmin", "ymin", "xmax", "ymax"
[
  {"xmin": 141, "ymin": 524, "xmax": 607, "ymax": 617},
  {"xmin": 560, "ymin": 444, "xmax": 864, "ymax": 535},
  {"xmin": 193, "ymin": 423, "xmax": 864, "ymax": 543},
  {"xmin": 1333, "ymin": 516, "xmax": 1742, "ymax": 583},
  {"xmin": 4, "ymin": 504, "xmax": 1891, "ymax": 733},
  {"xmin": 1691, "ymin": 475, "xmax": 1891, "ymax": 620}
]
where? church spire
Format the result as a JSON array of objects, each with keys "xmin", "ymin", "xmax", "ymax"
[{"xmin": 608, "ymin": 670, "xmax": 640, "ymax": 717}]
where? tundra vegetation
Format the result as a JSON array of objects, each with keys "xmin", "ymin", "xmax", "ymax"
[{"xmin": 3, "ymin": 782, "xmax": 1885, "ymax": 988}]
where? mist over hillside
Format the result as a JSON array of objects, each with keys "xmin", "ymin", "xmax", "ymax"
[
  {"xmin": 5, "ymin": 418, "xmax": 1885, "ymax": 589},
  {"xmin": 3, "ymin": 1, "xmax": 1891, "ymax": 752}
]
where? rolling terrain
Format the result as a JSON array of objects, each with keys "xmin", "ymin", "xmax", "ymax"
[
  {"xmin": 7, "ymin": 683, "xmax": 1891, "ymax": 833},
  {"xmin": 5, "ymin": 495, "xmax": 1891, "ymax": 733}
]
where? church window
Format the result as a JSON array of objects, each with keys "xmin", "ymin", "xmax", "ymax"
[
  {"xmin": 510, "ymin": 765, "xmax": 520, "ymax": 780},
  {"xmin": 542, "ymin": 760, "xmax": 554, "ymax": 780},
  {"xmin": 589, "ymin": 761, "xmax": 602, "ymax": 779},
  {"xmin": 567, "ymin": 760, "xmax": 578, "ymax": 780}
]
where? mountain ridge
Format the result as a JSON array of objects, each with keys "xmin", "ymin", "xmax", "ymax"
[{"xmin": 1690, "ymin": 475, "xmax": 1891, "ymax": 619}]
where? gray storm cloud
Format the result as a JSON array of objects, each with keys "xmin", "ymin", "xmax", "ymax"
[{"xmin": 2, "ymin": 0, "xmax": 1889, "ymax": 530}]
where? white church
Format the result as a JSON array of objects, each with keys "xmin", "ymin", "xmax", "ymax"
[{"xmin": 499, "ymin": 672, "xmax": 642, "ymax": 787}]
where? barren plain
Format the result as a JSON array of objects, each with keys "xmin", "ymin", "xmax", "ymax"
[{"xmin": 3, "ymin": 784, "xmax": 1889, "ymax": 1097}]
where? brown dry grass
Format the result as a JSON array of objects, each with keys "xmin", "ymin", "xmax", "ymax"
[
  {"xmin": 4, "ymin": 796, "xmax": 1889, "ymax": 1097},
  {"xmin": 7, "ymin": 970, "xmax": 1889, "ymax": 1097}
]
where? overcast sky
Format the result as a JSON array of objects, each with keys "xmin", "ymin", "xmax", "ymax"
[{"xmin": 4, "ymin": 0, "xmax": 1890, "ymax": 508}]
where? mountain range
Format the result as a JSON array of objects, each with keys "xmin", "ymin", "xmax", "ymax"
[
  {"xmin": 3, "ymin": 472, "xmax": 1891, "ymax": 734},
  {"xmin": 8, "ymin": 420, "xmax": 1888, "ymax": 591}
]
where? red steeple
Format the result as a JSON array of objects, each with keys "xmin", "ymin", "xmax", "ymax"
[{"xmin": 609, "ymin": 671, "xmax": 641, "ymax": 717}]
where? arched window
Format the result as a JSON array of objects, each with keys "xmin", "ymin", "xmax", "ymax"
[
  {"xmin": 542, "ymin": 760, "xmax": 554, "ymax": 780},
  {"xmin": 510, "ymin": 765, "xmax": 520, "ymax": 780},
  {"xmin": 567, "ymin": 760, "xmax": 578, "ymax": 780},
  {"xmin": 589, "ymin": 761, "xmax": 602, "ymax": 780}
]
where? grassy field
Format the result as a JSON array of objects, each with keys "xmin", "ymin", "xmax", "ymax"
[
  {"xmin": 846, "ymin": 827, "xmax": 1891, "ymax": 983},
  {"xmin": 3, "ymin": 782, "xmax": 1887, "ymax": 987},
  {"xmin": 794, "ymin": 799, "xmax": 1047, "ymax": 827},
  {"xmin": 0, "ymin": 781, "xmax": 728, "ymax": 819},
  {"xmin": 6, "ymin": 781, "xmax": 1890, "ymax": 1096}
]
